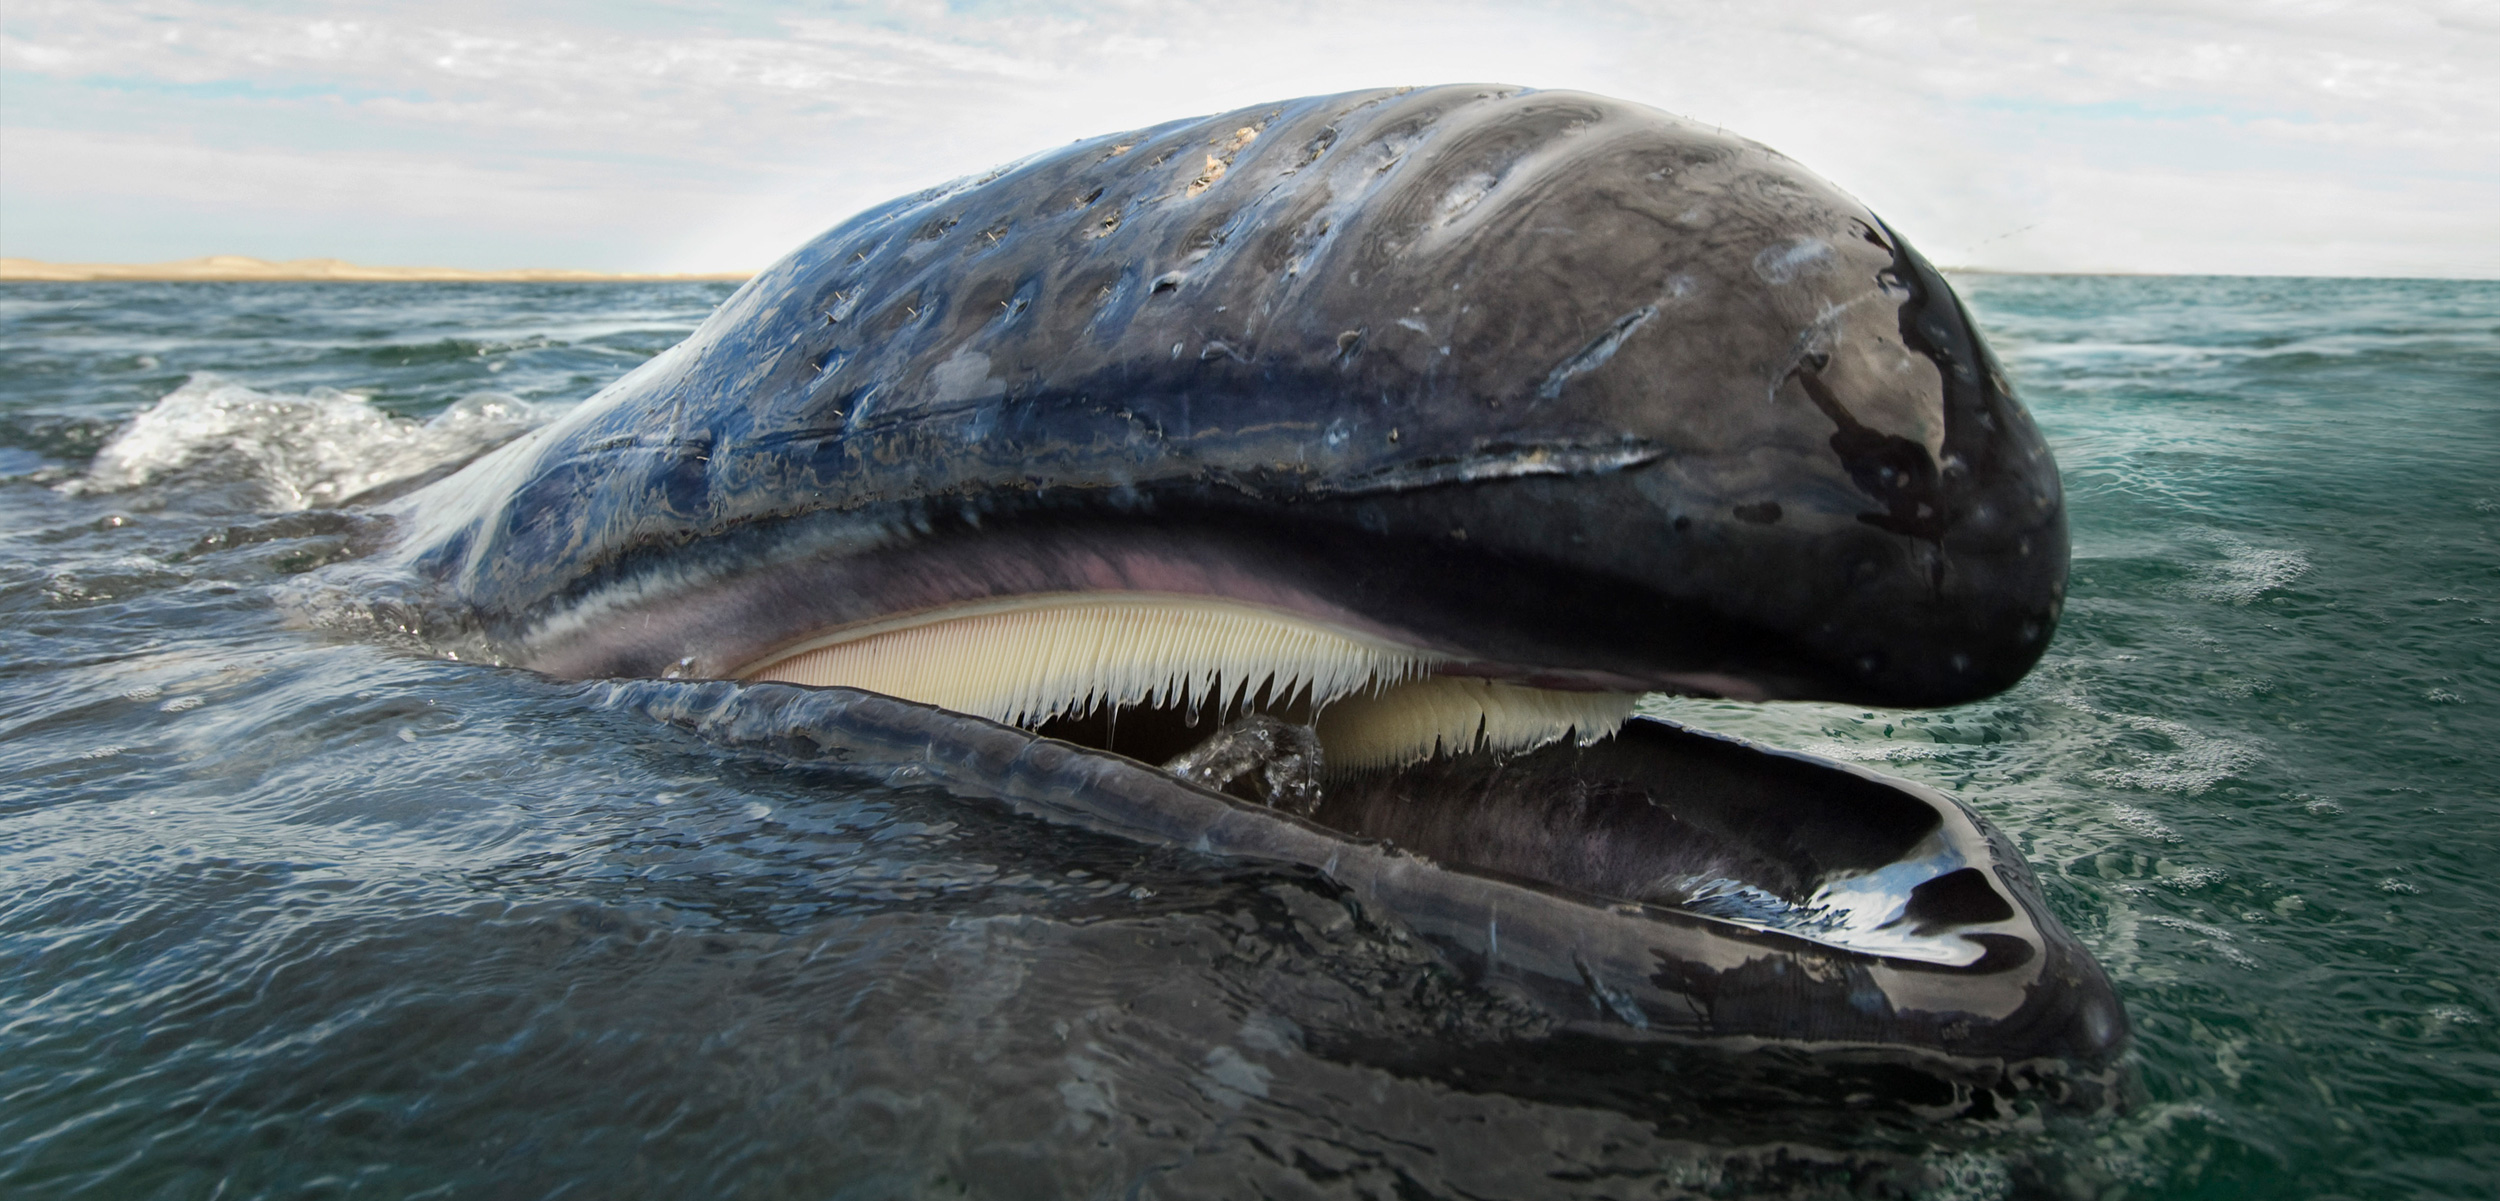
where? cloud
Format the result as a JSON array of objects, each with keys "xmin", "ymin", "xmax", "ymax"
[
  {"xmin": 1, "ymin": 0, "xmax": 2492, "ymax": 275},
  {"xmin": 0, "ymin": 125, "xmax": 737, "ymax": 269}
]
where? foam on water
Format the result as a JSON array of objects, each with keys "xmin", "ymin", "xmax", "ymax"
[
  {"xmin": 2080, "ymin": 709, "xmax": 2265, "ymax": 796},
  {"xmin": 2181, "ymin": 529, "xmax": 2311, "ymax": 603},
  {"xmin": 64, "ymin": 373, "xmax": 543, "ymax": 509}
]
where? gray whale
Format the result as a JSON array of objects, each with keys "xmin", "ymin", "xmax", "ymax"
[{"xmin": 374, "ymin": 85, "xmax": 2117, "ymax": 1089}]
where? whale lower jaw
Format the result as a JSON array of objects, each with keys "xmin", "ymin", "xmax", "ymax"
[{"xmin": 731, "ymin": 592, "xmax": 1638, "ymax": 770}]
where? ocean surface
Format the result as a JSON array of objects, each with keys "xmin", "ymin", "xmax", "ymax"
[{"xmin": 0, "ymin": 274, "xmax": 2492, "ymax": 1200}]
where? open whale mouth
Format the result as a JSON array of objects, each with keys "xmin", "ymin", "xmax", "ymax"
[
  {"xmin": 717, "ymin": 589, "xmax": 2063, "ymax": 975},
  {"xmin": 720, "ymin": 587, "xmax": 2002, "ymax": 971},
  {"xmin": 732, "ymin": 591, "xmax": 1639, "ymax": 777}
]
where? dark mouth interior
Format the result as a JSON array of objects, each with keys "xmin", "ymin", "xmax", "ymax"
[
  {"xmin": 1037, "ymin": 695, "xmax": 1981, "ymax": 920},
  {"xmin": 1320, "ymin": 723, "xmax": 1953, "ymax": 908}
]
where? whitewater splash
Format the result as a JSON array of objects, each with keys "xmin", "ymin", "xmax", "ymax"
[{"xmin": 64, "ymin": 374, "xmax": 544, "ymax": 510}]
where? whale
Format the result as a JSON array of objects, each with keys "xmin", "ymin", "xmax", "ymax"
[{"xmin": 362, "ymin": 85, "xmax": 2117, "ymax": 1092}]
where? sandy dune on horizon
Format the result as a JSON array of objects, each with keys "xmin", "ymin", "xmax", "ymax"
[{"xmin": 0, "ymin": 255, "xmax": 754, "ymax": 283}]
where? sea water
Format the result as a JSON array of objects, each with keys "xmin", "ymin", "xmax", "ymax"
[{"xmin": 1, "ymin": 276, "xmax": 2493, "ymax": 1199}]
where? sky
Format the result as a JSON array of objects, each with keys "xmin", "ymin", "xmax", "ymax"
[{"xmin": 2, "ymin": 0, "xmax": 2493, "ymax": 277}]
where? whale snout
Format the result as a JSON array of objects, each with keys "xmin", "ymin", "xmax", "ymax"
[
  {"xmin": 1350, "ymin": 225, "xmax": 2066, "ymax": 710},
  {"xmin": 1780, "ymin": 233, "xmax": 2068, "ymax": 708}
]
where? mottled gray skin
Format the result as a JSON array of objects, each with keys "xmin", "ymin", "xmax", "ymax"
[{"xmin": 395, "ymin": 84, "xmax": 2065, "ymax": 708}]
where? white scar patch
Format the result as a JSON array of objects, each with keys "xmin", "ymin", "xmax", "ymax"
[{"xmin": 732, "ymin": 593, "xmax": 1634, "ymax": 769}]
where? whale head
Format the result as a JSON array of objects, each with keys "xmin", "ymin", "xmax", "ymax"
[{"xmin": 388, "ymin": 85, "xmax": 2065, "ymax": 772}]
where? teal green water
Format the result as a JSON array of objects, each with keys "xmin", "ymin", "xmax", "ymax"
[{"xmin": 1, "ymin": 276, "xmax": 2494, "ymax": 1198}]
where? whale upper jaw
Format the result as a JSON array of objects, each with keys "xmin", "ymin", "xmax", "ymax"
[
  {"xmin": 474, "ymin": 426, "xmax": 2059, "ymax": 713},
  {"xmin": 388, "ymin": 84, "xmax": 2066, "ymax": 719}
]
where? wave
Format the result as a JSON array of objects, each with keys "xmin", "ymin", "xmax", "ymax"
[{"xmin": 60, "ymin": 374, "xmax": 545, "ymax": 510}]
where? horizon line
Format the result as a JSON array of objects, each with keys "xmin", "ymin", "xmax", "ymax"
[
  {"xmin": 3, "ymin": 254, "xmax": 2491, "ymax": 286},
  {"xmin": 0, "ymin": 255, "xmax": 757, "ymax": 284}
]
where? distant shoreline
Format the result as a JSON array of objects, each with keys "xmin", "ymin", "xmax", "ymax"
[{"xmin": 0, "ymin": 255, "xmax": 754, "ymax": 283}]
